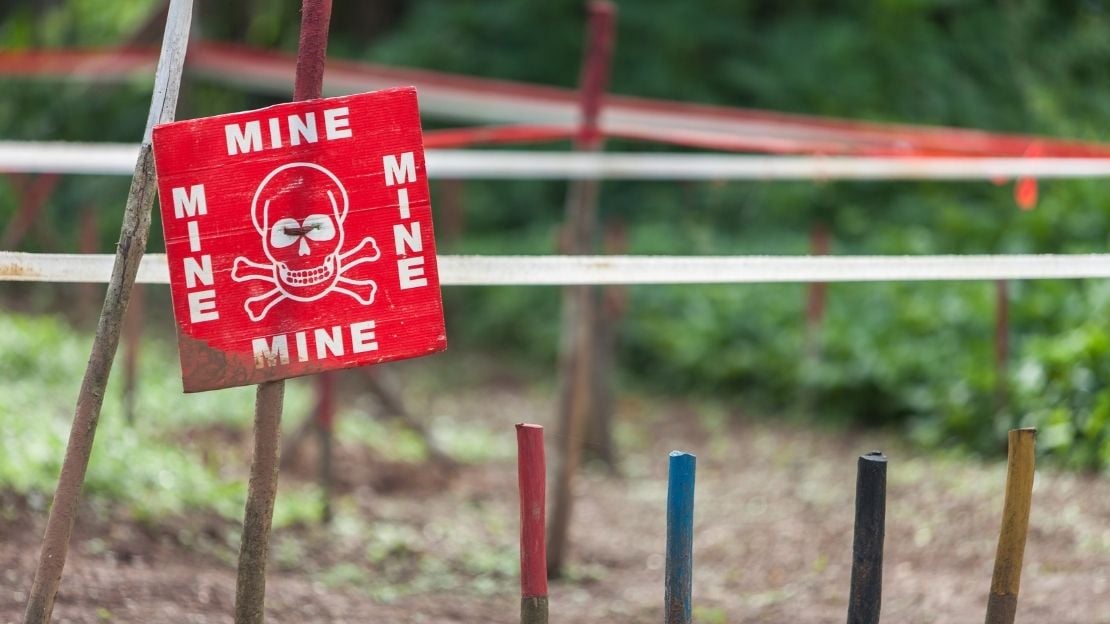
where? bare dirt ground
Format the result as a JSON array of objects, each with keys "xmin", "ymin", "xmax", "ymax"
[{"xmin": 3, "ymin": 383, "xmax": 1110, "ymax": 623}]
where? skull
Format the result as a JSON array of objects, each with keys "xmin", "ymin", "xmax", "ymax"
[{"xmin": 251, "ymin": 163, "xmax": 348, "ymax": 301}]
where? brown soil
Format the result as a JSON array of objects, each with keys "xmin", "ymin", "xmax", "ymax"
[{"xmin": 3, "ymin": 388, "xmax": 1110, "ymax": 623}]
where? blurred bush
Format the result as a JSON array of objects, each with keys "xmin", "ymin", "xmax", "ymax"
[{"xmin": 6, "ymin": 0, "xmax": 1110, "ymax": 468}]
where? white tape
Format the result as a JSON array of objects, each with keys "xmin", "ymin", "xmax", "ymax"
[
  {"xmin": 6, "ymin": 142, "xmax": 1110, "ymax": 179},
  {"xmin": 3, "ymin": 252, "xmax": 1110, "ymax": 285}
]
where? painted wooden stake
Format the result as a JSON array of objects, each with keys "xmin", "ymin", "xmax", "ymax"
[
  {"xmin": 21, "ymin": 2, "xmax": 192, "ymax": 622},
  {"xmin": 517, "ymin": 424, "xmax": 549, "ymax": 624},
  {"xmin": 233, "ymin": 1, "xmax": 331, "ymax": 622},
  {"xmin": 985, "ymin": 428, "xmax": 1036, "ymax": 624},
  {"xmin": 847, "ymin": 451, "xmax": 887, "ymax": 624},
  {"xmin": 548, "ymin": 0, "xmax": 618, "ymax": 578},
  {"xmin": 665, "ymin": 451, "xmax": 696, "ymax": 624}
]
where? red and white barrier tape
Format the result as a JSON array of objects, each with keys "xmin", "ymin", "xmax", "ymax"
[
  {"xmin": 3, "ymin": 252, "xmax": 1110, "ymax": 285},
  {"xmin": 6, "ymin": 44, "xmax": 1110, "ymax": 158},
  {"xmin": 5, "ymin": 142, "xmax": 1110, "ymax": 180}
]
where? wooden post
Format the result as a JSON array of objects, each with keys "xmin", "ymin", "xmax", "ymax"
[
  {"xmin": 233, "ymin": 1, "xmax": 332, "ymax": 622},
  {"xmin": 585, "ymin": 219, "xmax": 627, "ymax": 471},
  {"xmin": 805, "ymin": 221, "xmax": 830, "ymax": 359},
  {"xmin": 315, "ymin": 372, "xmax": 337, "ymax": 524},
  {"xmin": 77, "ymin": 204, "xmax": 100, "ymax": 317},
  {"xmin": 517, "ymin": 424, "xmax": 549, "ymax": 624},
  {"xmin": 1, "ymin": 173, "xmax": 59, "ymax": 250},
  {"xmin": 361, "ymin": 368, "xmax": 455, "ymax": 466},
  {"xmin": 21, "ymin": 2, "xmax": 192, "ymax": 622},
  {"xmin": 121, "ymin": 282, "xmax": 144, "ymax": 425},
  {"xmin": 985, "ymin": 428, "xmax": 1036, "ymax": 624},
  {"xmin": 281, "ymin": 367, "xmax": 453, "ymax": 471},
  {"xmin": 847, "ymin": 451, "xmax": 887, "ymax": 624},
  {"xmin": 995, "ymin": 280, "xmax": 1009, "ymax": 409},
  {"xmin": 664, "ymin": 451, "xmax": 696, "ymax": 624},
  {"xmin": 548, "ymin": 0, "xmax": 617, "ymax": 578},
  {"xmin": 439, "ymin": 178, "xmax": 466, "ymax": 247},
  {"xmin": 234, "ymin": 381, "xmax": 285, "ymax": 624}
]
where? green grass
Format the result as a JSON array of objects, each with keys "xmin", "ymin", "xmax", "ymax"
[
  {"xmin": 0, "ymin": 309, "xmax": 537, "ymax": 597},
  {"xmin": 0, "ymin": 311, "xmax": 322, "ymax": 526}
]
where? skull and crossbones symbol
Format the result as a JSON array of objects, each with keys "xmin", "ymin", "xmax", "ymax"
[{"xmin": 231, "ymin": 162, "xmax": 380, "ymax": 322}]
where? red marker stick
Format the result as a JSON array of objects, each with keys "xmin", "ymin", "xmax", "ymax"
[{"xmin": 516, "ymin": 423, "xmax": 549, "ymax": 624}]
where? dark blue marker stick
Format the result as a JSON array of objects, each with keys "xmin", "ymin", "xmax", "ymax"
[
  {"xmin": 847, "ymin": 451, "xmax": 887, "ymax": 624},
  {"xmin": 665, "ymin": 451, "xmax": 696, "ymax": 624}
]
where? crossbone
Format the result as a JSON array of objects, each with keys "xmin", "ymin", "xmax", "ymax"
[{"xmin": 231, "ymin": 235, "xmax": 381, "ymax": 322}]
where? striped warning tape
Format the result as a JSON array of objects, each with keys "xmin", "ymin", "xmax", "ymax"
[
  {"xmin": 3, "ymin": 252, "xmax": 1110, "ymax": 285},
  {"xmin": 5, "ymin": 142, "xmax": 1110, "ymax": 180}
]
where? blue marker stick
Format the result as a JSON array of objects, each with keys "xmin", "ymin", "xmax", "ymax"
[{"xmin": 665, "ymin": 451, "xmax": 696, "ymax": 624}]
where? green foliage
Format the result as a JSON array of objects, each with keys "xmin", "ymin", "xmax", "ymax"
[
  {"xmin": 0, "ymin": 312, "xmax": 321, "ymax": 525},
  {"xmin": 371, "ymin": 1, "xmax": 1110, "ymax": 469},
  {"xmin": 7, "ymin": 1, "xmax": 1110, "ymax": 468},
  {"xmin": 1007, "ymin": 282, "xmax": 1110, "ymax": 470}
]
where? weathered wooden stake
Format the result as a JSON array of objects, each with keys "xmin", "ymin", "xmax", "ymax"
[
  {"xmin": 21, "ymin": 2, "xmax": 192, "ymax": 622},
  {"xmin": 994, "ymin": 280, "xmax": 1010, "ymax": 409},
  {"xmin": 548, "ymin": 0, "xmax": 617, "ymax": 578},
  {"xmin": 234, "ymin": 381, "xmax": 285, "ymax": 624},
  {"xmin": 439, "ymin": 178, "xmax": 466, "ymax": 247},
  {"xmin": 1, "ymin": 173, "xmax": 59, "ymax": 250},
  {"xmin": 280, "ymin": 368, "xmax": 453, "ymax": 471},
  {"xmin": 665, "ymin": 451, "xmax": 696, "ymax": 624},
  {"xmin": 517, "ymin": 424, "xmax": 549, "ymax": 624},
  {"xmin": 233, "ymin": 1, "xmax": 332, "ymax": 621},
  {"xmin": 847, "ymin": 451, "xmax": 887, "ymax": 624},
  {"xmin": 585, "ymin": 219, "xmax": 627, "ymax": 472},
  {"xmin": 985, "ymin": 428, "xmax": 1036, "ymax": 624},
  {"xmin": 362, "ymin": 368, "xmax": 455, "ymax": 466},
  {"xmin": 77, "ymin": 204, "xmax": 100, "ymax": 317},
  {"xmin": 121, "ymin": 282, "xmax": 144, "ymax": 425},
  {"xmin": 806, "ymin": 221, "xmax": 830, "ymax": 358},
  {"xmin": 315, "ymin": 372, "xmax": 336, "ymax": 524}
]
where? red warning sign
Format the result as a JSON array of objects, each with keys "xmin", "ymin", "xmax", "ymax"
[{"xmin": 152, "ymin": 87, "xmax": 446, "ymax": 392}]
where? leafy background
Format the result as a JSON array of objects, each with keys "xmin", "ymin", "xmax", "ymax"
[{"xmin": 4, "ymin": 0, "xmax": 1110, "ymax": 469}]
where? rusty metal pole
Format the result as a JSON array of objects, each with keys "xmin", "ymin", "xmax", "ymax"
[
  {"xmin": 547, "ymin": 0, "xmax": 617, "ymax": 579},
  {"xmin": 233, "ymin": 2, "xmax": 332, "ymax": 623},
  {"xmin": 21, "ymin": 2, "xmax": 193, "ymax": 623}
]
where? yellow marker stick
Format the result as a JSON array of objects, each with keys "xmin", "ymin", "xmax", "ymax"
[{"xmin": 985, "ymin": 427, "xmax": 1036, "ymax": 624}]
